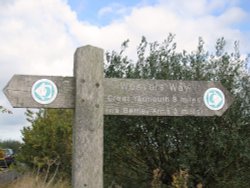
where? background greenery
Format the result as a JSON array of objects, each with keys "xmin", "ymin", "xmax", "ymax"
[{"xmin": 7, "ymin": 34, "xmax": 250, "ymax": 187}]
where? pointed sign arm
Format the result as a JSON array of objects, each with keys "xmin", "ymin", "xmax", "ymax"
[
  {"xmin": 3, "ymin": 75, "xmax": 75, "ymax": 109},
  {"xmin": 3, "ymin": 75, "xmax": 234, "ymax": 116}
]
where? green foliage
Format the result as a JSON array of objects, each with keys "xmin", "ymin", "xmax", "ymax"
[
  {"xmin": 18, "ymin": 109, "xmax": 73, "ymax": 180},
  {"xmin": 0, "ymin": 106, "xmax": 12, "ymax": 114},
  {"xmin": 104, "ymin": 35, "xmax": 250, "ymax": 187},
  {"xmin": 0, "ymin": 139, "xmax": 21, "ymax": 152},
  {"xmin": 17, "ymin": 34, "xmax": 250, "ymax": 187}
]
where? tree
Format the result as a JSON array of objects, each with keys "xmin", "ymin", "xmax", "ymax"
[
  {"xmin": 18, "ymin": 109, "xmax": 73, "ymax": 179},
  {"xmin": 104, "ymin": 35, "xmax": 250, "ymax": 187},
  {"xmin": 17, "ymin": 34, "xmax": 250, "ymax": 187},
  {"xmin": 0, "ymin": 106, "xmax": 12, "ymax": 114},
  {"xmin": 0, "ymin": 107, "xmax": 17, "ymax": 151}
]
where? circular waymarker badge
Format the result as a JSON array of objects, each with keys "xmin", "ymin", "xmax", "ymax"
[
  {"xmin": 31, "ymin": 79, "xmax": 58, "ymax": 105},
  {"xmin": 203, "ymin": 88, "xmax": 225, "ymax": 111}
]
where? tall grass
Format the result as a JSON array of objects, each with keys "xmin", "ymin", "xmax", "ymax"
[{"xmin": 0, "ymin": 173, "xmax": 71, "ymax": 188}]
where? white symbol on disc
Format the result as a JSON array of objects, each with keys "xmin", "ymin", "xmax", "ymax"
[
  {"xmin": 31, "ymin": 79, "xmax": 58, "ymax": 104},
  {"xmin": 203, "ymin": 88, "xmax": 225, "ymax": 111}
]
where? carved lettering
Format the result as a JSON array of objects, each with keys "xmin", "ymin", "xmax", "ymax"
[
  {"xmin": 120, "ymin": 82, "xmax": 164, "ymax": 91},
  {"xmin": 173, "ymin": 108, "xmax": 178, "ymax": 116},
  {"xmin": 133, "ymin": 96, "xmax": 170, "ymax": 103},
  {"xmin": 168, "ymin": 83, "xmax": 191, "ymax": 93},
  {"xmin": 172, "ymin": 95, "xmax": 178, "ymax": 103},
  {"xmin": 180, "ymin": 97, "xmax": 202, "ymax": 105},
  {"xmin": 105, "ymin": 108, "xmax": 120, "ymax": 114},
  {"xmin": 102, "ymin": 80, "xmax": 226, "ymax": 116},
  {"xmin": 107, "ymin": 95, "xmax": 130, "ymax": 103},
  {"xmin": 122, "ymin": 107, "xmax": 150, "ymax": 115}
]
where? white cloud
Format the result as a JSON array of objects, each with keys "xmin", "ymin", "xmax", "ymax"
[
  {"xmin": 0, "ymin": 0, "xmax": 249, "ymax": 140},
  {"xmin": 0, "ymin": 0, "xmax": 79, "ymax": 141},
  {"xmin": 218, "ymin": 7, "xmax": 247, "ymax": 25},
  {"xmin": 0, "ymin": 0, "xmax": 78, "ymax": 77},
  {"xmin": 98, "ymin": 3, "xmax": 130, "ymax": 18},
  {"xmin": 98, "ymin": 6, "xmax": 114, "ymax": 17}
]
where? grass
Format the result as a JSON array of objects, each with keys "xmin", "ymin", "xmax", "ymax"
[{"xmin": 0, "ymin": 173, "xmax": 71, "ymax": 188}]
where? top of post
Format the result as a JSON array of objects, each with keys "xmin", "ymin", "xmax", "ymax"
[{"xmin": 75, "ymin": 45, "xmax": 104, "ymax": 54}]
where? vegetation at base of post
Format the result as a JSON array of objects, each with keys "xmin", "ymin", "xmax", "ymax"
[
  {"xmin": 16, "ymin": 109, "xmax": 72, "ymax": 181},
  {"xmin": 0, "ymin": 173, "xmax": 71, "ymax": 188},
  {"xmin": 15, "ymin": 34, "xmax": 250, "ymax": 187}
]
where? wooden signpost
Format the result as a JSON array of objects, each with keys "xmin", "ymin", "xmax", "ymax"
[{"xmin": 3, "ymin": 45, "xmax": 234, "ymax": 188}]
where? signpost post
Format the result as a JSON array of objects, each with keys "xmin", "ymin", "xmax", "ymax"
[{"xmin": 3, "ymin": 45, "xmax": 234, "ymax": 188}]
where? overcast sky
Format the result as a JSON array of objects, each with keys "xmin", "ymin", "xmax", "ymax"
[{"xmin": 1, "ymin": 0, "xmax": 250, "ymax": 141}]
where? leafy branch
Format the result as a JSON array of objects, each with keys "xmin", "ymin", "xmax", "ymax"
[{"xmin": 0, "ymin": 105, "xmax": 12, "ymax": 114}]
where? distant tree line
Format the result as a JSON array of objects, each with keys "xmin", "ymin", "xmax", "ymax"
[{"xmin": 0, "ymin": 140, "xmax": 21, "ymax": 153}]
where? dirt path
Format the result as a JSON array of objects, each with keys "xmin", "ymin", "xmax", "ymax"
[{"xmin": 0, "ymin": 169, "xmax": 19, "ymax": 186}]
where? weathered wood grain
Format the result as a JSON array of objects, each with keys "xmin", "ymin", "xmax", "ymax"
[
  {"xmin": 3, "ymin": 75, "xmax": 75, "ymax": 108},
  {"xmin": 72, "ymin": 45, "xmax": 104, "ymax": 188},
  {"xmin": 104, "ymin": 78, "xmax": 233, "ymax": 116},
  {"xmin": 4, "ymin": 77, "xmax": 233, "ymax": 116}
]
